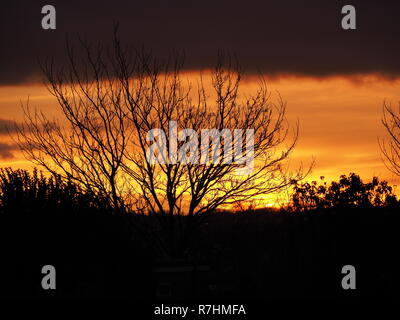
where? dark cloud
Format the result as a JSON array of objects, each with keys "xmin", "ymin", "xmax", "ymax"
[
  {"xmin": 0, "ymin": 119, "xmax": 20, "ymax": 135},
  {"xmin": 0, "ymin": 142, "xmax": 17, "ymax": 159},
  {"xmin": 0, "ymin": 118, "xmax": 22, "ymax": 159},
  {"xmin": 1, "ymin": 0, "xmax": 400, "ymax": 85}
]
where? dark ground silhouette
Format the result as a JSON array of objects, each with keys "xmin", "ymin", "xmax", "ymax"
[{"xmin": 0, "ymin": 168, "xmax": 399, "ymax": 300}]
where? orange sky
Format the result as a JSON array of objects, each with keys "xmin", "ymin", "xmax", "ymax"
[{"xmin": 1, "ymin": 73, "xmax": 400, "ymax": 192}]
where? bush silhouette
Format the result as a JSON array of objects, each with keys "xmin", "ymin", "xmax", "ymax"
[{"xmin": 291, "ymin": 173, "xmax": 398, "ymax": 211}]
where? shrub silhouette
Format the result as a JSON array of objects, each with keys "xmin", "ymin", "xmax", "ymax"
[
  {"xmin": 0, "ymin": 168, "xmax": 111, "ymax": 214},
  {"xmin": 291, "ymin": 173, "xmax": 398, "ymax": 211}
]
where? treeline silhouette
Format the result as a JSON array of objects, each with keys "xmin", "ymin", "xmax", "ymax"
[{"xmin": 0, "ymin": 168, "xmax": 399, "ymax": 299}]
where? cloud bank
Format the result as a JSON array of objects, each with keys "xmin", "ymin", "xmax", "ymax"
[{"xmin": 1, "ymin": 0, "xmax": 400, "ymax": 85}]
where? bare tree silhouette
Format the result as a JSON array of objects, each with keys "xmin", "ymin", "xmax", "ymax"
[
  {"xmin": 16, "ymin": 28, "xmax": 304, "ymax": 257},
  {"xmin": 381, "ymin": 101, "xmax": 400, "ymax": 177}
]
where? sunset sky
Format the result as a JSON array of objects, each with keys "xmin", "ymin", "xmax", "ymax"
[{"xmin": 1, "ymin": 0, "xmax": 400, "ymax": 190}]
